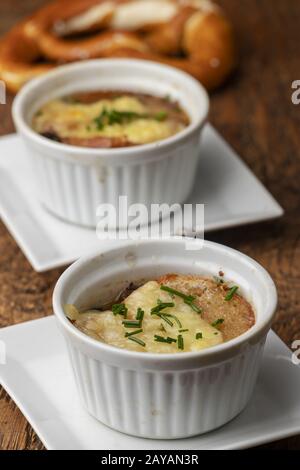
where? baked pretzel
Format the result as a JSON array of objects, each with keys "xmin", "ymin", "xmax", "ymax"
[
  {"xmin": 105, "ymin": 8, "xmax": 236, "ymax": 90},
  {"xmin": 24, "ymin": 0, "xmax": 150, "ymax": 62},
  {"xmin": 0, "ymin": 0, "xmax": 236, "ymax": 92},
  {"xmin": 0, "ymin": 21, "xmax": 54, "ymax": 93}
]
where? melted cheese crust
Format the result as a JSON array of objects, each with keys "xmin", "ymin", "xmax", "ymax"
[
  {"xmin": 71, "ymin": 280, "xmax": 223, "ymax": 353},
  {"xmin": 32, "ymin": 95, "xmax": 187, "ymax": 145}
]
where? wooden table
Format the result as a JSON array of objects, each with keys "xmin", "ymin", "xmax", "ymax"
[{"xmin": 0, "ymin": 0, "xmax": 299, "ymax": 450}]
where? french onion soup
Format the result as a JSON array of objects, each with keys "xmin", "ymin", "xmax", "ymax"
[
  {"xmin": 32, "ymin": 91, "xmax": 189, "ymax": 148},
  {"xmin": 65, "ymin": 273, "xmax": 255, "ymax": 353}
]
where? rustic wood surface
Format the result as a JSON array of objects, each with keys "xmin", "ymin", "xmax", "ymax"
[{"xmin": 0, "ymin": 0, "xmax": 299, "ymax": 450}]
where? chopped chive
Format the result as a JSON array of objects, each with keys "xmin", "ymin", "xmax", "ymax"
[
  {"xmin": 211, "ymin": 318, "xmax": 224, "ymax": 328},
  {"xmin": 151, "ymin": 300, "xmax": 175, "ymax": 326},
  {"xmin": 225, "ymin": 286, "xmax": 239, "ymax": 301},
  {"xmin": 150, "ymin": 301, "xmax": 175, "ymax": 315},
  {"xmin": 128, "ymin": 336, "xmax": 146, "ymax": 347},
  {"xmin": 125, "ymin": 329, "xmax": 143, "ymax": 337},
  {"xmin": 112, "ymin": 303, "xmax": 128, "ymax": 318},
  {"xmin": 168, "ymin": 337, "xmax": 177, "ymax": 343},
  {"xmin": 154, "ymin": 111, "xmax": 168, "ymax": 121},
  {"xmin": 177, "ymin": 334, "xmax": 184, "ymax": 350},
  {"xmin": 160, "ymin": 285, "xmax": 193, "ymax": 301},
  {"xmin": 189, "ymin": 303, "xmax": 203, "ymax": 314},
  {"xmin": 136, "ymin": 307, "xmax": 144, "ymax": 321},
  {"xmin": 93, "ymin": 108, "xmax": 168, "ymax": 130},
  {"xmin": 179, "ymin": 328, "xmax": 189, "ymax": 333},
  {"xmin": 196, "ymin": 332, "xmax": 203, "ymax": 339},
  {"xmin": 122, "ymin": 320, "xmax": 141, "ymax": 328},
  {"xmin": 154, "ymin": 335, "xmax": 177, "ymax": 344},
  {"xmin": 160, "ymin": 285, "xmax": 202, "ymax": 314},
  {"xmin": 154, "ymin": 335, "xmax": 166, "ymax": 343},
  {"xmin": 164, "ymin": 314, "xmax": 182, "ymax": 329},
  {"xmin": 159, "ymin": 314, "xmax": 173, "ymax": 327}
]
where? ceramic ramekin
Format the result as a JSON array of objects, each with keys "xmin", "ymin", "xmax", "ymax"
[
  {"xmin": 53, "ymin": 238, "xmax": 277, "ymax": 439},
  {"xmin": 12, "ymin": 59, "xmax": 209, "ymax": 228}
]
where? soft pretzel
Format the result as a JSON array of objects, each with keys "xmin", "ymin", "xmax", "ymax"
[
  {"xmin": 0, "ymin": 21, "xmax": 54, "ymax": 93},
  {"xmin": 107, "ymin": 9, "xmax": 236, "ymax": 90},
  {"xmin": 24, "ymin": 0, "xmax": 150, "ymax": 62},
  {"xmin": 0, "ymin": 0, "xmax": 236, "ymax": 92}
]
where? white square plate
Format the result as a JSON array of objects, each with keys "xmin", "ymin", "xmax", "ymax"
[
  {"xmin": 0, "ymin": 125, "xmax": 283, "ymax": 272},
  {"xmin": 0, "ymin": 316, "xmax": 299, "ymax": 450}
]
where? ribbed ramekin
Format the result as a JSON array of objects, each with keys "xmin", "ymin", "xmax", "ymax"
[
  {"xmin": 53, "ymin": 239, "xmax": 277, "ymax": 439},
  {"xmin": 12, "ymin": 59, "xmax": 209, "ymax": 227}
]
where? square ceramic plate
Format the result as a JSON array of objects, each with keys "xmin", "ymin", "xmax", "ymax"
[
  {"xmin": 0, "ymin": 316, "xmax": 299, "ymax": 450},
  {"xmin": 0, "ymin": 124, "xmax": 283, "ymax": 272}
]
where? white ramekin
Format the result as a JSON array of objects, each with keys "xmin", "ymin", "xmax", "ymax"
[
  {"xmin": 12, "ymin": 59, "xmax": 209, "ymax": 228},
  {"xmin": 53, "ymin": 238, "xmax": 277, "ymax": 439}
]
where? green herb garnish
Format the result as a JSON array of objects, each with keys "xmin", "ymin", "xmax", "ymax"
[
  {"xmin": 93, "ymin": 108, "xmax": 168, "ymax": 130},
  {"xmin": 150, "ymin": 301, "xmax": 175, "ymax": 315},
  {"xmin": 196, "ymin": 332, "xmax": 203, "ymax": 339},
  {"xmin": 151, "ymin": 300, "xmax": 176, "ymax": 327},
  {"xmin": 125, "ymin": 329, "xmax": 143, "ymax": 337},
  {"xmin": 160, "ymin": 285, "xmax": 202, "ymax": 314},
  {"xmin": 159, "ymin": 314, "xmax": 174, "ymax": 327},
  {"xmin": 211, "ymin": 318, "xmax": 224, "ymax": 328},
  {"xmin": 122, "ymin": 319, "xmax": 141, "ymax": 328},
  {"xmin": 94, "ymin": 108, "xmax": 145, "ymax": 129},
  {"xmin": 112, "ymin": 303, "xmax": 128, "ymax": 318},
  {"xmin": 163, "ymin": 314, "xmax": 182, "ymax": 329},
  {"xmin": 136, "ymin": 307, "xmax": 144, "ymax": 321},
  {"xmin": 154, "ymin": 335, "xmax": 177, "ymax": 344},
  {"xmin": 179, "ymin": 328, "xmax": 189, "ymax": 333},
  {"xmin": 225, "ymin": 286, "xmax": 239, "ymax": 301},
  {"xmin": 154, "ymin": 111, "xmax": 167, "ymax": 121},
  {"xmin": 128, "ymin": 336, "xmax": 146, "ymax": 347},
  {"xmin": 177, "ymin": 334, "xmax": 184, "ymax": 350}
]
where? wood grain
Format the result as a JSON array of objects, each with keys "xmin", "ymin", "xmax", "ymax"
[{"xmin": 0, "ymin": 0, "xmax": 300, "ymax": 450}]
